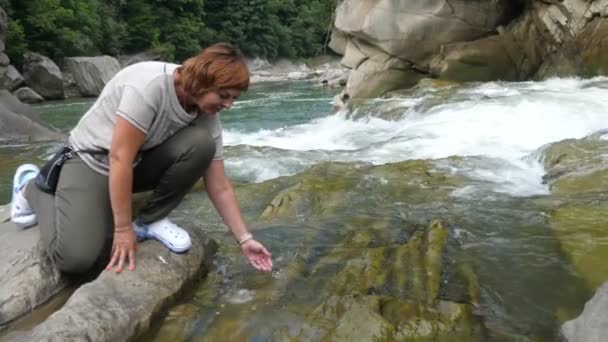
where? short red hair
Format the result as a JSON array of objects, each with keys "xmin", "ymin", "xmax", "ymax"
[{"xmin": 179, "ymin": 43, "xmax": 249, "ymax": 97}]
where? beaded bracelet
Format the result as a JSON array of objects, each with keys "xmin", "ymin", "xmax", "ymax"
[{"xmin": 237, "ymin": 233, "xmax": 253, "ymax": 245}]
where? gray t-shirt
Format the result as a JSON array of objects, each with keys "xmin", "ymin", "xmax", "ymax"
[{"xmin": 69, "ymin": 61, "xmax": 223, "ymax": 175}]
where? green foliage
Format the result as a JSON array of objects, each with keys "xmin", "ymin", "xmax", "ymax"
[
  {"xmin": 4, "ymin": 19, "xmax": 27, "ymax": 66},
  {"xmin": 0, "ymin": 0, "xmax": 338, "ymax": 63}
]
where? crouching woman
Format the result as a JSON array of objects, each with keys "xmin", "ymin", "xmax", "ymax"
[{"xmin": 10, "ymin": 43, "xmax": 272, "ymax": 274}]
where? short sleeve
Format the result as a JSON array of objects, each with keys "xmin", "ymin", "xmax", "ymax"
[
  {"xmin": 116, "ymin": 86, "xmax": 156, "ymax": 134},
  {"xmin": 213, "ymin": 133, "xmax": 224, "ymax": 160}
]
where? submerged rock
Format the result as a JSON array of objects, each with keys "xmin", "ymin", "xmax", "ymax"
[
  {"xmin": 257, "ymin": 161, "xmax": 463, "ymax": 222},
  {"xmin": 195, "ymin": 219, "xmax": 487, "ymax": 341},
  {"xmin": 295, "ymin": 220, "xmax": 485, "ymax": 341},
  {"xmin": 314, "ymin": 220, "xmax": 448, "ymax": 301}
]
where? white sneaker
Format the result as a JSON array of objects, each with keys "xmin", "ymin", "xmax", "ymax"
[
  {"xmin": 132, "ymin": 218, "xmax": 192, "ymax": 253},
  {"xmin": 10, "ymin": 164, "xmax": 40, "ymax": 229}
]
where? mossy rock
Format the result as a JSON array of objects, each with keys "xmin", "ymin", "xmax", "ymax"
[
  {"xmin": 550, "ymin": 204, "xmax": 608, "ymax": 289},
  {"xmin": 315, "ymin": 220, "xmax": 448, "ymax": 303},
  {"xmin": 257, "ymin": 161, "xmax": 463, "ymax": 222},
  {"xmin": 543, "ymin": 134, "xmax": 608, "ymax": 288},
  {"xmin": 542, "ymin": 134, "xmax": 608, "ymax": 195},
  {"xmin": 299, "ymin": 294, "xmax": 486, "ymax": 341}
]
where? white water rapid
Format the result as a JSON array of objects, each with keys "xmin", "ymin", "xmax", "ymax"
[{"xmin": 223, "ymin": 77, "xmax": 608, "ymax": 197}]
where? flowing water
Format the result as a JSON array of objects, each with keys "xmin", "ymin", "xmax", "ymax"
[{"xmin": 2, "ymin": 79, "xmax": 608, "ymax": 340}]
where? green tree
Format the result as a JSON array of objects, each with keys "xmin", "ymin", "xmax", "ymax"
[
  {"xmin": 155, "ymin": 0, "xmax": 206, "ymax": 61},
  {"xmin": 97, "ymin": 2, "xmax": 127, "ymax": 56},
  {"xmin": 0, "ymin": 0, "xmax": 339, "ymax": 64},
  {"xmin": 4, "ymin": 19, "xmax": 28, "ymax": 66},
  {"xmin": 120, "ymin": 0, "xmax": 159, "ymax": 53},
  {"xmin": 2, "ymin": 0, "xmax": 104, "ymax": 62}
]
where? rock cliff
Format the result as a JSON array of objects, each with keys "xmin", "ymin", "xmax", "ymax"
[{"xmin": 331, "ymin": 0, "xmax": 608, "ymax": 99}]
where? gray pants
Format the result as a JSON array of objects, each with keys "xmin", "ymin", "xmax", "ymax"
[{"xmin": 25, "ymin": 118, "xmax": 216, "ymax": 274}]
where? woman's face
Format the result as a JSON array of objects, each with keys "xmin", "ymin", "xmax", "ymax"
[{"xmin": 195, "ymin": 88, "xmax": 241, "ymax": 115}]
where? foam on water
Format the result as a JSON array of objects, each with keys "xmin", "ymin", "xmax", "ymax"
[{"xmin": 224, "ymin": 77, "xmax": 608, "ymax": 196}]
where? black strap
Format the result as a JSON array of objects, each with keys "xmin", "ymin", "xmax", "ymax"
[{"xmin": 72, "ymin": 147, "xmax": 108, "ymax": 155}]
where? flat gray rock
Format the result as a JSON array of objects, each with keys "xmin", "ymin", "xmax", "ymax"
[
  {"xmin": 64, "ymin": 56, "xmax": 120, "ymax": 97},
  {"xmin": 0, "ymin": 206, "xmax": 66, "ymax": 331},
  {"xmin": 0, "ymin": 203, "xmax": 218, "ymax": 341},
  {"xmin": 561, "ymin": 282, "xmax": 608, "ymax": 342}
]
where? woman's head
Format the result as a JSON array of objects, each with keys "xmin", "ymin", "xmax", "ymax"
[{"xmin": 178, "ymin": 43, "xmax": 249, "ymax": 114}]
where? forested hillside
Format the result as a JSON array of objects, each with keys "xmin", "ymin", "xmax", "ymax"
[{"xmin": 0, "ymin": 0, "xmax": 336, "ymax": 66}]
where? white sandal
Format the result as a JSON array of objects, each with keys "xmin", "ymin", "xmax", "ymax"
[
  {"xmin": 133, "ymin": 218, "xmax": 192, "ymax": 253},
  {"xmin": 10, "ymin": 164, "xmax": 39, "ymax": 229}
]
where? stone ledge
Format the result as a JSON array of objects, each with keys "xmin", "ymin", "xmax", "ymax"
[
  {"xmin": 0, "ymin": 210, "xmax": 66, "ymax": 330},
  {"xmin": 0, "ymin": 204, "xmax": 218, "ymax": 341}
]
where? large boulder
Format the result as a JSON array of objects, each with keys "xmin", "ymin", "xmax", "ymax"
[
  {"xmin": 0, "ymin": 65, "xmax": 25, "ymax": 91},
  {"xmin": 561, "ymin": 282, "xmax": 608, "ymax": 342},
  {"xmin": 64, "ymin": 56, "xmax": 121, "ymax": 97},
  {"xmin": 339, "ymin": 38, "xmax": 423, "ymax": 99},
  {"xmin": 22, "ymin": 53, "xmax": 64, "ymax": 100},
  {"xmin": 429, "ymin": 26, "xmax": 534, "ymax": 82},
  {"xmin": 0, "ymin": 90, "xmax": 64, "ymax": 143},
  {"xmin": 331, "ymin": 0, "xmax": 518, "ymax": 99},
  {"xmin": 330, "ymin": 0, "xmax": 608, "ymax": 99},
  {"xmin": 534, "ymin": 0, "xmax": 608, "ymax": 78},
  {"xmin": 334, "ymin": 0, "xmax": 515, "ymax": 67},
  {"xmin": 62, "ymin": 70, "xmax": 82, "ymax": 98},
  {"xmin": 0, "ymin": 6, "xmax": 23, "ymax": 92}
]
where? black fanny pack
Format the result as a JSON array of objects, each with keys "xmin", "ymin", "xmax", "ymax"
[{"xmin": 35, "ymin": 146, "xmax": 105, "ymax": 194}]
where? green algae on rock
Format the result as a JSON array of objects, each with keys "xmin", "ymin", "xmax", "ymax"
[
  {"xmin": 542, "ymin": 133, "xmax": 608, "ymax": 195},
  {"xmin": 296, "ymin": 220, "xmax": 486, "ymax": 341},
  {"xmin": 550, "ymin": 204, "xmax": 608, "ymax": 290},
  {"xmin": 543, "ymin": 133, "xmax": 608, "ymax": 289},
  {"xmin": 257, "ymin": 161, "xmax": 463, "ymax": 222}
]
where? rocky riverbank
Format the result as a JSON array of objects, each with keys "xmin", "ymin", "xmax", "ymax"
[{"xmin": 0, "ymin": 203, "xmax": 218, "ymax": 341}]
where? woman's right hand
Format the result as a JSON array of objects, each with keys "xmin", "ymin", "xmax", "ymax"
[
  {"xmin": 241, "ymin": 239, "xmax": 273, "ymax": 272},
  {"xmin": 106, "ymin": 226, "xmax": 138, "ymax": 273}
]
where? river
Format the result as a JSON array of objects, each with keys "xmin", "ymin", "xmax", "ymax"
[{"xmin": 2, "ymin": 79, "xmax": 608, "ymax": 341}]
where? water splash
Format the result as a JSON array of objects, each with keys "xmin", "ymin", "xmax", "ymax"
[{"xmin": 224, "ymin": 77, "xmax": 608, "ymax": 196}]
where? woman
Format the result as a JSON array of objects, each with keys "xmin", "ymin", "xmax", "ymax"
[{"xmin": 10, "ymin": 43, "xmax": 273, "ymax": 274}]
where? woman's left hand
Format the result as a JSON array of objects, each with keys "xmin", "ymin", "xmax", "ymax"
[{"xmin": 241, "ymin": 239, "xmax": 273, "ymax": 272}]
